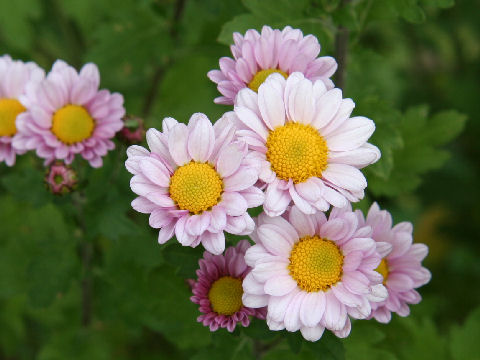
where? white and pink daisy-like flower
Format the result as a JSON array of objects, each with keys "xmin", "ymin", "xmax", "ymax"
[
  {"xmin": 230, "ymin": 72, "xmax": 380, "ymax": 217},
  {"xmin": 190, "ymin": 240, "xmax": 266, "ymax": 332},
  {"xmin": 208, "ymin": 25, "xmax": 337, "ymax": 105},
  {"xmin": 0, "ymin": 55, "xmax": 44, "ymax": 166},
  {"xmin": 125, "ymin": 113, "xmax": 264, "ymax": 255},
  {"xmin": 242, "ymin": 205, "xmax": 388, "ymax": 341},
  {"xmin": 13, "ymin": 60, "xmax": 125, "ymax": 168},
  {"xmin": 361, "ymin": 203, "xmax": 431, "ymax": 323}
]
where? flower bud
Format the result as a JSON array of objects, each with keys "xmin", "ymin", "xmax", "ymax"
[
  {"xmin": 45, "ymin": 161, "xmax": 77, "ymax": 195},
  {"xmin": 118, "ymin": 115, "xmax": 145, "ymax": 144}
]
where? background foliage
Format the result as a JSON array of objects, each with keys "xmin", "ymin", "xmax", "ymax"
[{"xmin": 0, "ymin": 0, "xmax": 479, "ymax": 359}]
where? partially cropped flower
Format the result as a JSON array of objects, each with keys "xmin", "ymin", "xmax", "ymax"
[
  {"xmin": 190, "ymin": 240, "xmax": 266, "ymax": 332},
  {"xmin": 13, "ymin": 60, "xmax": 125, "ymax": 168},
  {"xmin": 231, "ymin": 72, "xmax": 380, "ymax": 216},
  {"xmin": 118, "ymin": 115, "xmax": 145, "ymax": 144},
  {"xmin": 361, "ymin": 203, "xmax": 431, "ymax": 323},
  {"xmin": 208, "ymin": 25, "xmax": 337, "ymax": 105},
  {"xmin": 0, "ymin": 55, "xmax": 44, "ymax": 166},
  {"xmin": 45, "ymin": 161, "xmax": 77, "ymax": 194},
  {"xmin": 125, "ymin": 113, "xmax": 264, "ymax": 254},
  {"xmin": 242, "ymin": 205, "xmax": 388, "ymax": 341}
]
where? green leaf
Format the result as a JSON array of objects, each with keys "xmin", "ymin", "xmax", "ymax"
[
  {"xmin": 0, "ymin": 0, "xmax": 42, "ymax": 50},
  {"xmin": 217, "ymin": 0, "xmax": 335, "ymax": 52},
  {"xmin": 391, "ymin": 0, "xmax": 426, "ymax": 23},
  {"xmin": 243, "ymin": 0, "xmax": 308, "ymax": 21},
  {"xmin": 344, "ymin": 321, "xmax": 397, "ymax": 360},
  {"xmin": 306, "ymin": 331, "xmax": 345, "ymax": 360},
  {"xmin": 450, "ymin": 306, "xmax": 480, "ymax": 360},
  {"xmin": 396, "ymin": 317, "xmax": 448, "ymax": 360},
  {"xmin": 368, "ymin": 106, "xmax": 466, "ymax": 196}
]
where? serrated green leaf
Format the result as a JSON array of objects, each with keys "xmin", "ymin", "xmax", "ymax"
[{"xmin": 368, "ymin": 105, "xmax": 466, "ymax": 196}]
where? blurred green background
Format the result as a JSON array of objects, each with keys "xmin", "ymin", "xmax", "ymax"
[{"xmin": 0, "ymin": 0, "xmax": 479, "ymax": 359}]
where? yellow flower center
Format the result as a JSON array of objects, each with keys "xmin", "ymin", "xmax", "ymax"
[
  {"xmin": 169, "ymin": 162, "xmax": 223, "ymax": 214},
  {"xmin": 375, "ymin": 258, "xmax": 389, "ymax": 285},
  {"xmin": 266, "ymin": 123, "xmax": 328, "ymax": 184},
  {"xmin": 289, "ymin": 236, "xmax": 344, "ymax": 292},
  {"xmin": 248, "ymin": 68, "xmax": 288, "ymax": 92},
  {"xmin": 51, "ymin": 105, "xmax": 95, "ymax": 144},
  {"xmin": 208, "ymin": 276, "xmax": 244, "ymax": 315},
  {"xmin": 0, "ymin": 98, "xmax": 26, "ymax": 137}
]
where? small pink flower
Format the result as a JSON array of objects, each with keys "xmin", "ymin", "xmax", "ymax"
[
  {"xmin": 231, "ymin": 72, "xmax": 380, "ymax": 217},
  {"xmin": 190, "ymin": 240, "xmax": 266, "ymax": 332},
  {"xmin": 125, "ymin": 113, "xmax": 264, "ymax": 255},
  {"xmin": 208, "ymin": 25, "xmax": 337, "ymax": 105},
  {"xmin": 362, "ymin": 203, "xmax": 431, "ymax": 323},
  {"xmin": 13, "ymin": 60, "xmax": 125, "ymax": 168},
  {"xmin": 45, "ymin": 161, "xmax": 77, "ymax": 194},
  {"xmin": 242, "ymin": 205, "xmax": 387, "ymax": 341},
  {"xmin": 0, "ymin": 55, "xmax": 44, "ymax": 166}
]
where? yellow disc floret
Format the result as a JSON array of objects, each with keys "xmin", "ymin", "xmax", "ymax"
[
  {"xmin": 169, "ymin": 162, "xmax": 223, "ymax": 214},
  {"xmin": 266, "ymin": 122, "xmax": 328, "ymax": 184},
  {"xmin": 0, "ymin": 98, "xmax": 26, "ymax": 137},
  {"xmin": 51, "ymin": 105, "xmax": 95, "ymax": 144},
  {"xmin": 248, "ymin": 68, "xmax": 288, "ymax": 92},
  {"xmin": 289, "ymin": 236, "xmax": 344, "ymax": 292},
  {"xmin": 375, "ymin": 258, "xmax": 389, "ymax": 285},
  {"xmin": 208, "ymin": 276, "xmax": 244, "ymax": 315}
]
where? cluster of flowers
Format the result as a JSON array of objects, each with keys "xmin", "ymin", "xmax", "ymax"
[
  {"xmin": 125, "ymin": 26, "xmax": 431, "ymax": 341},
  {"xmin": 0, "ymin": 25, "xmax": 430, "ymax": 342}
]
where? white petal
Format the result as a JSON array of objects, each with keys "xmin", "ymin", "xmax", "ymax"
[{"xmin": 187, "ymin": 113, "xmax": 215, "ymax": 162}]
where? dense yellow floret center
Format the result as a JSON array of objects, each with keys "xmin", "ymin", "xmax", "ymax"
[
  {"xmin": 375, "ymin": 258, "xmax": 389, "ymax": 285},
  {"xmin": 208, "ymin": 276, "xmax": 244, "ymax": 315},
  {"xmin": 52, "ymin": 105, "xmax": 95, "ymax": 144},
  {"xmin": 0, "ymin": 98, "xmax": 25, "ymax": 137},
  {"xmin": 248, "ymin": 68, "xmax": 288, "ymax": 92},
  {"xmin": 289, "ymin": 236, "xmax": 344, "ymax": 292},
  {"xmin": 169, "ymin": 162, "xmax": 223, "ymax": 214},
  {"xmin": 266, "ymin": 123, "xmax": 328, "ymax": 184}
]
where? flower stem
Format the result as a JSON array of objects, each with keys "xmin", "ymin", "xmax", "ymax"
[
  {"xmin": 334, "ymin": 0, "xmax": 352, "ymax": 90},
  {"xmin": 73, "ymin": 191, "xmax": 92, "ymax": 327},
  {"xmin": 141, "ymin": 0, "xmax": 187, "ymax": 118}
]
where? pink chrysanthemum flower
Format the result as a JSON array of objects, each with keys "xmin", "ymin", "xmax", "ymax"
[
  {"xmin": 13, "ymin": 60, "xmax": 125, "ymax": 168},
  {"xmin": 361, "ymin": 203, "xmax": 431, "ymax": 323},
  {"xmin": 125, "ymin": 113, "xmax": 264, "ymax": 255},
  {"xmin": 230, "ymin": 72, "xmax": 380, "ymax": 216},
  {"xmin": 208, "ymin": 25, "xmax": 337, "ymax": 105},
  {"xmin": 190, "ymin": 240, "xmax": 266, "ymax": 332},
  {"xmin": 0, "ymin": 55, "xmax": 44, "ymax": 166},
  {"xmin": 242, "ymin": 205, "xmax": 388, "ymax": 341}
]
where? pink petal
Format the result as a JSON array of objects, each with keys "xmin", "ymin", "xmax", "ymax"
[
  {"xmin": 300, "ymin": 291, "xmax": 326, "ymax": 328},
  {"xmin": 264, "ymin": 275, "xmax": 297, "ymax": 296},
  {"xmin": 187, "ymin": 113, "xmax": 215, "ymax": 162},
  {"xmin": 326, "ymin": 116, "xmax": 375, "ymax": 151},
  {"xmin": 168, "ymin": 123, "xmax": 190, "ymax": 166}
]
